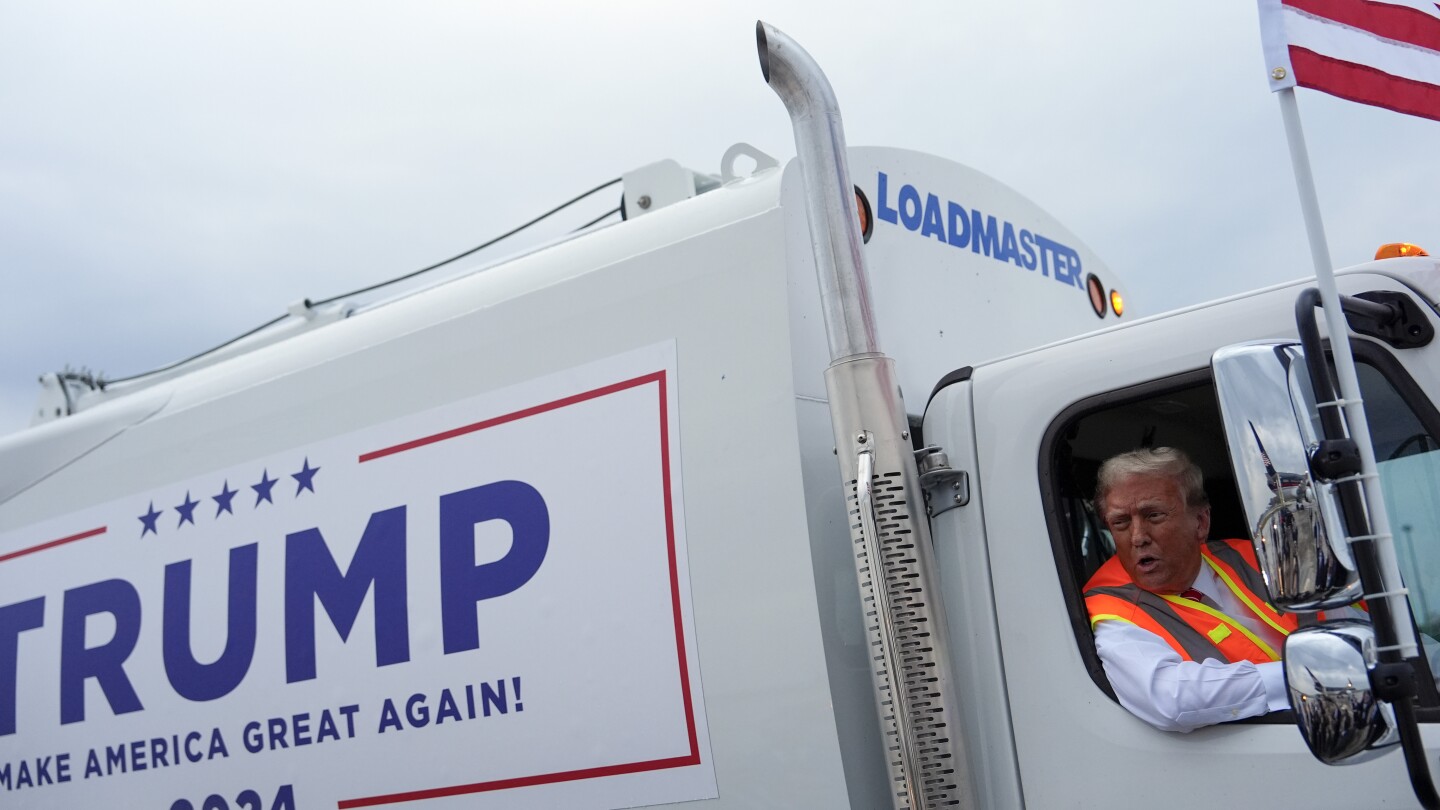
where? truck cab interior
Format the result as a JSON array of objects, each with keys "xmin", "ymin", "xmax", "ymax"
[
  {"xmin": 1040, "ymin": 367, "xmax": 1261, "ymax": 706},
  {"xmin": 1040, "ymin": 345, "xmax": 1440, "ymax": 718}
]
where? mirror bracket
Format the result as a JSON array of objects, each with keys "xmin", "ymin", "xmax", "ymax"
[
  {"xmin": 1371, "ymin": 661, "xmax": 1419, "ymax": 704},
  {"xmin": 1347, "ymin": 291, "xmax": 1434, "ymax": 350},
  {"xmin": 1310, "ymin": 438, "xmax": 1362, "ymax": 481}
]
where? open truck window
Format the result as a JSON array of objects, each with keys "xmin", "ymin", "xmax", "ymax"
[
  {"xmin": 1038, "ymin": 369, "xmax": 1259, "ymax": 709},
  {"xmin": 1043, "ymin": 347, "xmax": 1440, "ymax": 721}
]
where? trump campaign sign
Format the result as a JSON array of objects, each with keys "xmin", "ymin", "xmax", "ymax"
[{"xmin": 0, "ymin": 342, "xmax": 715, "ymax": 809}]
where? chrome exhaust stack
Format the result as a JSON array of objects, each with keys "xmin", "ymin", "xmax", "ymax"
[
  {"xmin": 758, "ymin": 22, "xmax": 968, "ymax": 810},
  {"xmin": 756, "ymin": 21, "xmax": 877, "ymax": 362}
]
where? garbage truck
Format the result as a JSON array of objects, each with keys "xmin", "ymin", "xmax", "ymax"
[{"xmin": 2, "ymin": 22, "xmax": 1438, "ymax": 810}]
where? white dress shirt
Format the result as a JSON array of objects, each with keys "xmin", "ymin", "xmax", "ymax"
[{"xmin": 1094, "ymin": 559, "xmax": 1440, "ymax": 733}]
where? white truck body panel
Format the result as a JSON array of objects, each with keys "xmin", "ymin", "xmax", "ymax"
[{"xmin": 0, "ymin": 169, "xmax": 861, "ymax": 808}]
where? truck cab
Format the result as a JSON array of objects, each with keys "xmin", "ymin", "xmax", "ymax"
[{"xmin": 923, "ymin": 256, "xmax": 1440, "ymax": 807}]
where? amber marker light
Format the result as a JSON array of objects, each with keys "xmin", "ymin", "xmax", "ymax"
[
  {"xmin": 1110, "ymin": 289, "xmax": 1125, "ymax": 317},
  {"xmin": 1086, "ymin": 274, "xmax": 1106, "ymax": 318},
  {"xmin": 1375, "ymin": 242, "xmax": 1429, "ymax": 259},
  {"xmin": 855, "ymin": 186, "xmax": 874, "ymax": 243}
]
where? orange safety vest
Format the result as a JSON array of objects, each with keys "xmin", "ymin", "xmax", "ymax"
[{"xmin": 1084, "ymin": 539, "xmax": 1301, "ymax": 664}]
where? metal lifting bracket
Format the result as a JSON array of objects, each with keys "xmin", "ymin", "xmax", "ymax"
[{"xmin": 916, "ymin": 446, "xmax": 969, "ymax": 517}]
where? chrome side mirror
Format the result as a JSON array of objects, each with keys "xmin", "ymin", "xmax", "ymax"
[
  {"xmin": 1286, "ymin": 621, "xmax": 1399, "ymax": 764},
  {"xmin": 1212, "ymin": 342, "xmax": 1361, "ymax": 611}
]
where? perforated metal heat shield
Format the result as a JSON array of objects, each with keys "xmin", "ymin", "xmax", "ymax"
[{"xmin": 827, "ymin": 355, "xmax": 967, "ymax": 809}]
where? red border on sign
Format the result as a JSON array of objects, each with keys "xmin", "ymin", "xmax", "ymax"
[
  {"xmin": 342, "ymin": 370, "xmax": 700, "ymax": 808},
  {"xmin": 0, "ymin": 526, "xmax": 107, "ymax": 565}
]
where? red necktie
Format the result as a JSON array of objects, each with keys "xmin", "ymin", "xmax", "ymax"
[{"xmin": 1181, "ymin": 588, "xmax": 1207, "ymax": 603}]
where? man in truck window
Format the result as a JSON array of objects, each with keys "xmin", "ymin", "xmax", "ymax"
[
  {"xmin": 1082, "ymin": 447, "xmax": 1296, "ymax": 732},
  {"xmin": 1082, "ymin": 447, "xmax": 1437, "ymax": 732}
]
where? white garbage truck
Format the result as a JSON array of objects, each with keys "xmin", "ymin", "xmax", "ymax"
[{"xmin": 3, "ymin": 22, "xmax": 1439, "ymax": 810}]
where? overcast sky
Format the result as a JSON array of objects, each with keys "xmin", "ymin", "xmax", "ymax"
[{"xmin": 3, "ymin": 1, "xmax": 1437, "ymax": 436}]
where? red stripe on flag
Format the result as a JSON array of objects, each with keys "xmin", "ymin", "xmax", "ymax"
[
  {"xmin": 1285, "ymin": 0, "xmax": 1440, "ymax": 53},
  {"xmin": 1291, "ymin": 45, "xmax": 1440, "ymax": 120}
]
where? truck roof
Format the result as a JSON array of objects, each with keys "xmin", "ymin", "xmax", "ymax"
[{"xmin": 949, "ymin": 255, "xmax": 1440, "ymax": 387}]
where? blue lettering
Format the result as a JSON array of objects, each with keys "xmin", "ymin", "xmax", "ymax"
[
  {"xmin": 1035, "ymin": 235, "xmax": 1083, "ymax": 288},
  {"xmin": 242, "ymin": 720, "xmax": 264, "ymax": 754},
  {"xmin": 0, "ymin": 597, "xmax": 44, "ymax": 736},
  {"xmin": 875, "ymin": 170, "xmax": 1084, "ymax": 289},
  {"xmin": 163, "ymin": 543, "xmax": 258, "ymax": 701},
  {"xmin": 284, "ymin": 507, "xmax": 410, "ymax": 684},
  {"xmin": 876, "ymin": 172, "xmax": 898, "ymax": 224},
  {"xmin": 947, "ymin": 202, "xmax": 969, "ymax": 248},
  {"xmin": 1038, "ymin": 235, "xmax": 1060, "ymax": 278},
  {"xmin": 377, "ymin": 698, "xmax": 403, "ymax": 733},
  {"xmin": 436, "ymin": 689, "xmax": 462, "ymax": 724},
  {"xmin": 1058, "ymin": 246, "xmax": 1083, "ymax": 287},
  {"xmin": 316, "ymin": 710, "xmax": 340, "ymax": 743},
  {"xmin": 999, "ymin": 222, "xmax": 1021, "ymax": 266},
  {"xmin": 898, "ymin": 184, "xmax": 922, "ymax": 231},
  {"xmin": 440, "ymin": 481, "xmax": 550, "ymax": 654},
  {"xmin": 1036, "ymin": 236, "xmax": 1055, "ymax": 277},
  {"xmin": 337, "ymin": 704, "xmax": 359, "ymax": 737},
  {"xmin": 60, "ymin": 580, "xmax": 143, "ymax": 725},
  {"xmin": 970, "ymin": 210, "xmax": 1000, "ymax": 258},
  {"xmin": 481, "ymin": 679, "xmax": 508, "ymax": 717},
  {"xmin": 920, "ymin": 193, "xmax": 946, "ymax": 242},
  {"xmin": 293, "ymin": 712, "xmax": 312, "ymax": 746},
  {"xmin": 268, "ymin": 717, "xmax": 288, "ymax": 750},
  {"xmin": 406, "ymin": 693, "xmax": 430, "ymax": 727},
  {"xmin": 185, "ymin": 731, "xmax": 204, "ymax": 762}
]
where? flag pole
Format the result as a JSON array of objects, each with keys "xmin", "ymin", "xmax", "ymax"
[{"xmin": 1275, "ymin": 86, "xmax": 1421, "ymax": 659}]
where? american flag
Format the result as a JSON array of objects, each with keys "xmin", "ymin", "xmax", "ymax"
[{"xmin": 1258, "ymin": 0, "xmax": 1440, "ymax": 121}]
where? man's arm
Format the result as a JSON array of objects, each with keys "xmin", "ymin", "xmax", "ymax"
[{"xmin": 1093, "ymin": 619, "xmax": 1290, "ymax": 732}]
